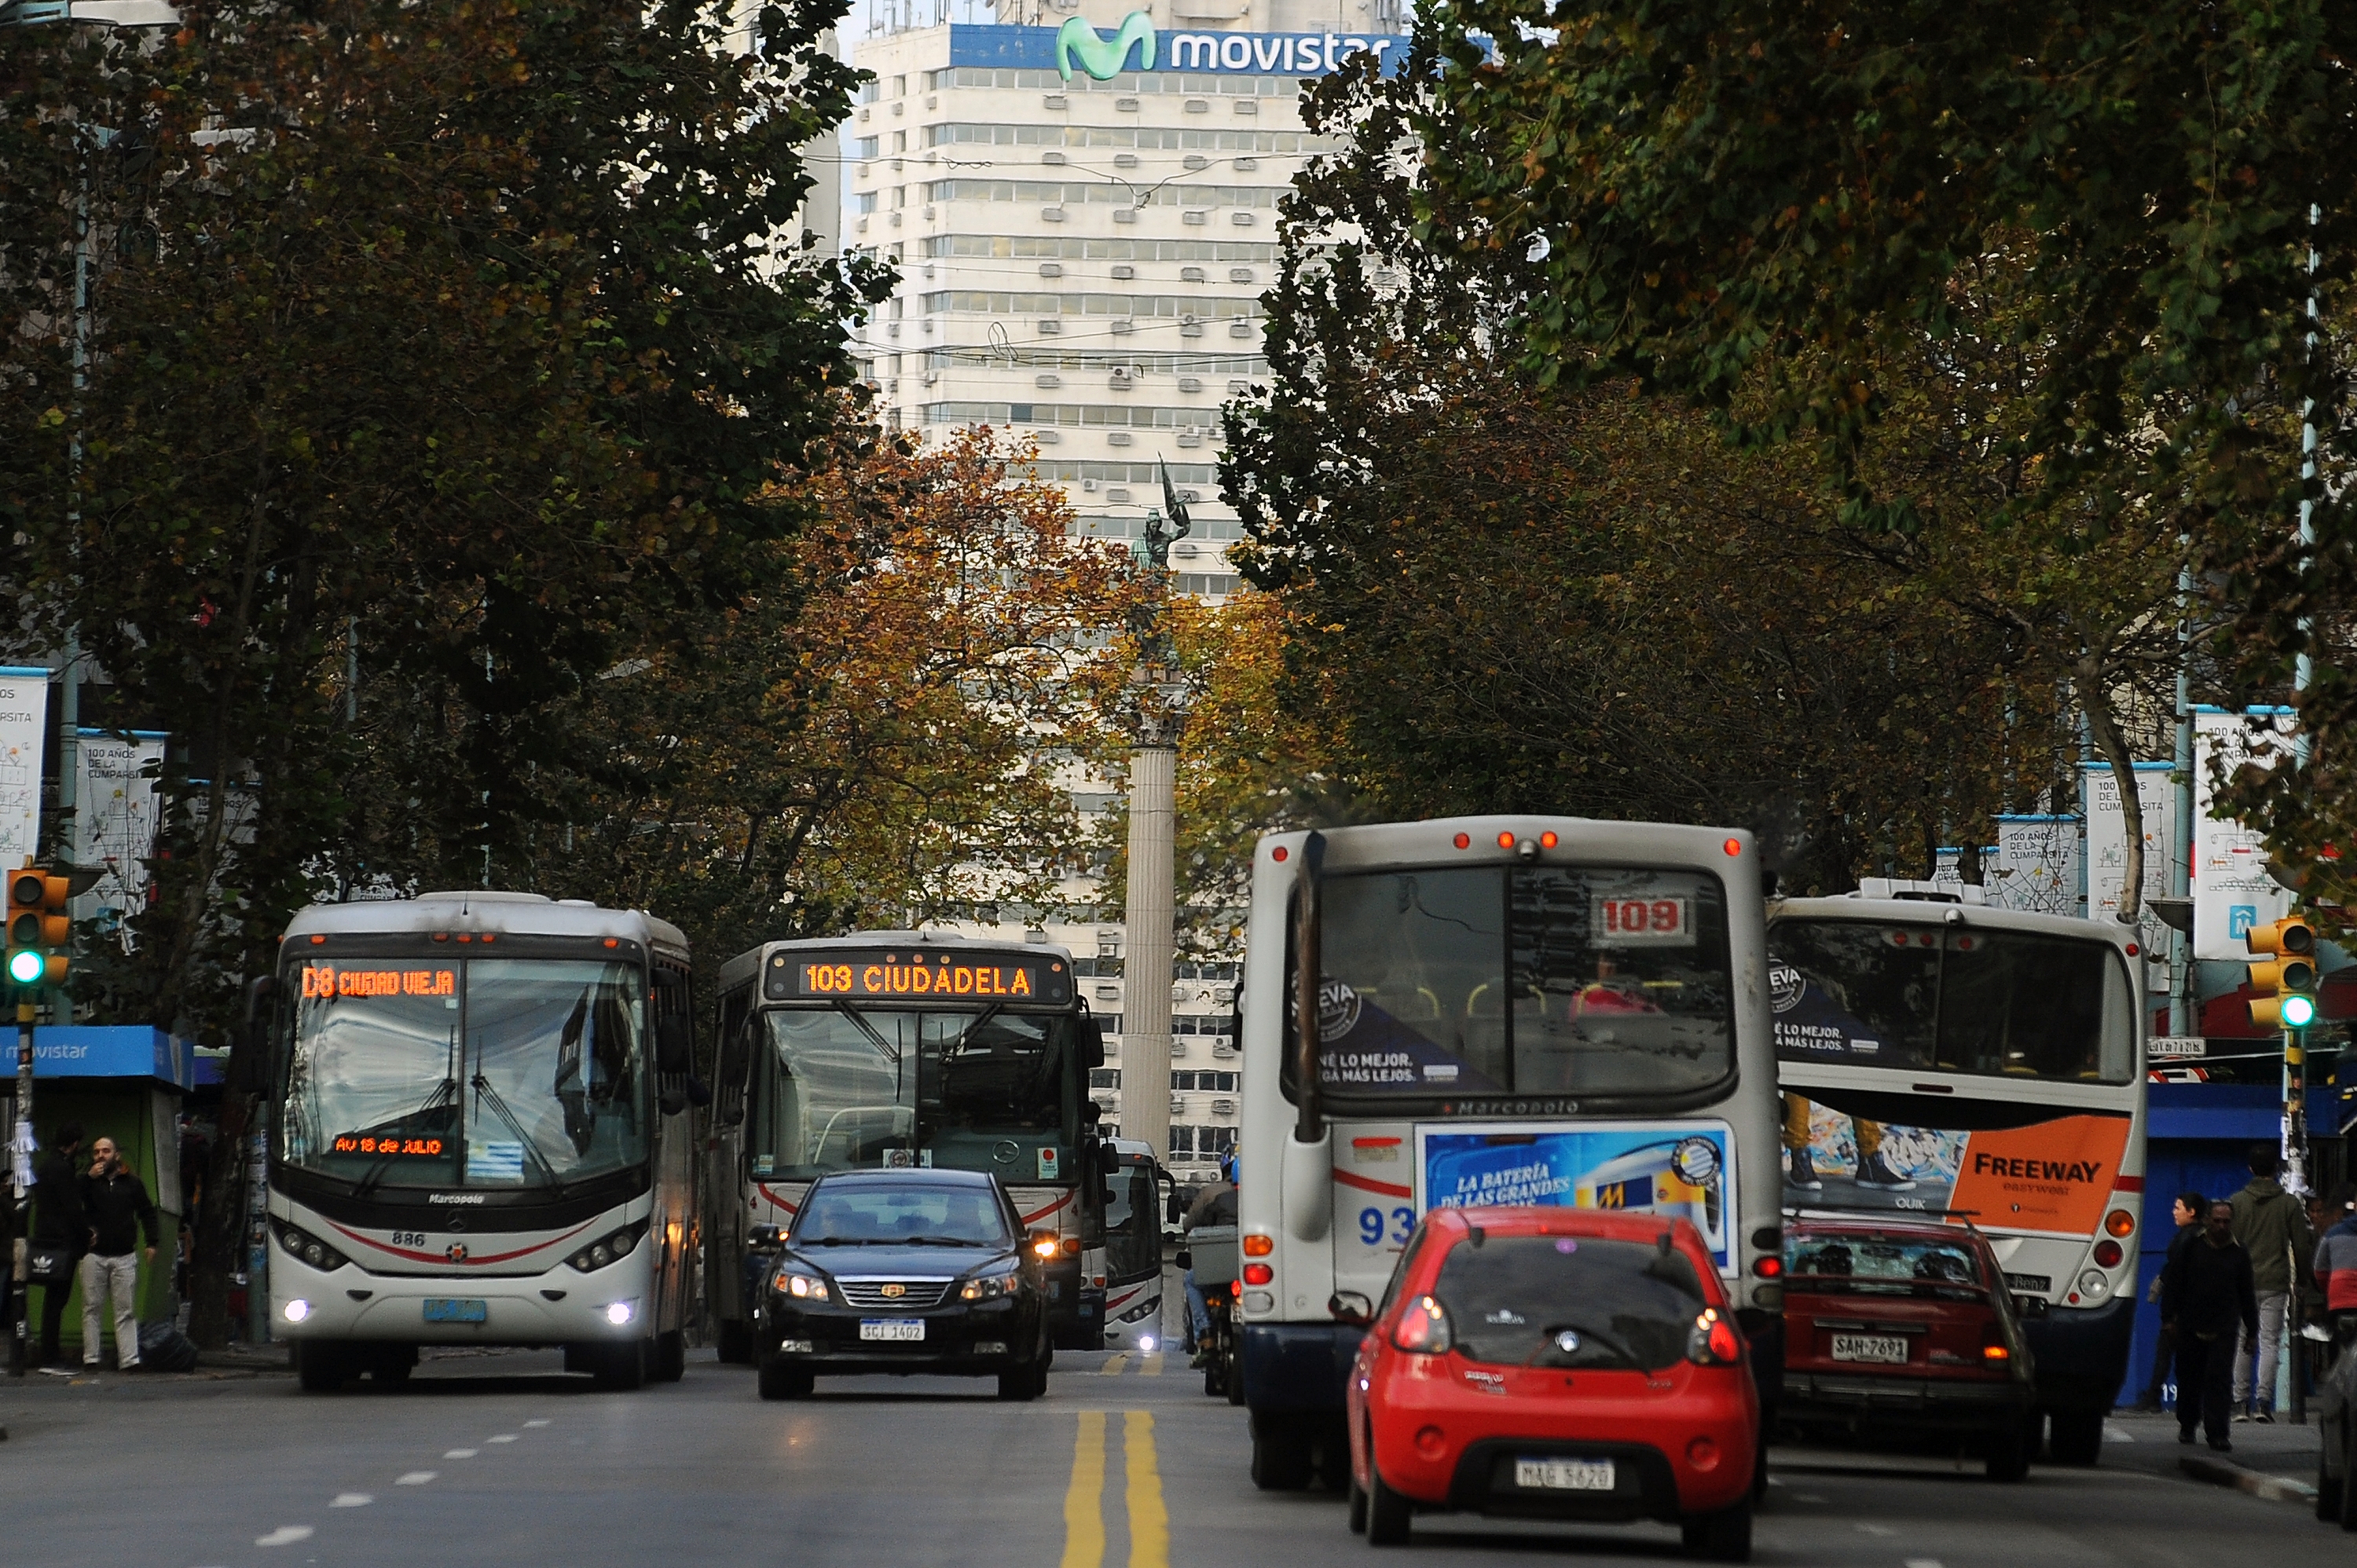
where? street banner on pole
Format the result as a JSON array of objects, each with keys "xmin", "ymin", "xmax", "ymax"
[
  {"xmin": 2193, "ymin": 708, "xmax": 2298, "ymax": 962},
  {"xmin": 0, "ymin": 666, "xmax": 53, "ymax": 866},
  {"xmin": 1990, "ymin": 814, "xmax": 2085, "ymax": 918},
  {"xmin": 71, "ymin": 727, "xmax": 167, "ymax": 937},
  {"xmin": 2082, "ymin": 761, "xmax": 2178, "ymax": 993}
]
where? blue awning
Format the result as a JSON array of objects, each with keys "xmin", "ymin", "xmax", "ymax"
[{"xmin": 32, "ymin": 1025, "xmax": 192, "ymax": 1090}]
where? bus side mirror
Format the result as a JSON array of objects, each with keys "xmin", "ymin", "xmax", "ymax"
[
  {"xmin": 232, "ymin": 974, "xmax": 280, "ymax": 1094},
  {"xmin": 1079, "ymin": 1016, "xmax": 1106, "ymax": 1070},
  {"xmin": 749, "ymin": 1224, "xmax": 783, "ymax": 1249},
  {"xmin": 1329, "ymin": 1291, "xmax": 1374, "ymax": 1326},
  {"xmin": 1173, "ymin": 1249, "xmax": 1193, "ymax": 1272}
]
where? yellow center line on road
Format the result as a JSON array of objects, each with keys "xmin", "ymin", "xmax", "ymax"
[
  {"xmin": 1100, "ymin": 1353, "xmax": 1131, "ymax": 1376},
  {"xmin": 1124, "ymin": 1411, "xmax": 1169, "ymax": 1568},
  {"xmin": 1138, "ymin": 1352, "xmax": 1164, "ymax": 1378},
  {"xmin": 1061, "ymin": 1411, "xmax": 1108, "ymax": 1568}
]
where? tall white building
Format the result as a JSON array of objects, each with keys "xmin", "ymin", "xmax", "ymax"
[
  {"xmin": 844, "ymin": 2, "xmax": 1403, "ymax": 1173},
  {"xmin": 847, "ymin": 0, "xmax": 1404, "ymax": 595}
]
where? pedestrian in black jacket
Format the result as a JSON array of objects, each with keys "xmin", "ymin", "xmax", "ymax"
[
  {"xmin": 2162, "ymin": 1200, "xmax": 2261, "ymax": 1451},
  {"xmin": 79, "ymin": 1135, "xmax": 160, "ymax": 1371},
  {"xmin": 30, "ymin": 1123, "xmax": 88, "ymax": 1369},
  {"xmin": 2135, "ymin": 1190, "xmax": 2206, "ymax": 1409}
]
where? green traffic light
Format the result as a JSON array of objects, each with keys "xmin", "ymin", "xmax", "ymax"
[
  {"xmin": 7, "ymin": 947, "xmax": 44, "ymax": 985},
  {"xmin": 2282, "ymin": 994, "xmax": 2318, "ymax": 1028}
]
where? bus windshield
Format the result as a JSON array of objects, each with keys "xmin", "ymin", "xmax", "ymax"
[
  {"xmin": 279, "ymin": 958, "xmax": 648, "ymax": 1189},
  {"xmin": 1105, "ymin": 1157, "xmax": 1161, "ymax": 1282},
  {"xmin": 1769, "ymin": 921, "xmax": 2135, "ymax": 1084},
  {"xmin": 1292, "ymin": 865, "xmax": 1735, "ymax": 1101},
  {"xmin": 750, "ymin": 1006, "xmax": 1076, "ymax": 1181}
]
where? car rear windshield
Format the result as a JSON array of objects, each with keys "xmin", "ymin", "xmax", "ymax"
[
  {"xmin": 1433, "ymin": 1234, "xmax": 1706, "ymax": 1371},
  {"xmin": 794, "ymin": 1182, "xmax": 1011, "ymax": 1246},
  {"xmin": 1787, "ymin": 1233, "xmax": 1988, "ymax": 1297}
]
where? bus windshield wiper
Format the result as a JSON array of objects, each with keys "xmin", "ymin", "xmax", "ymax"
[
  {"xmin": 470, "ymin": 1073, "xmax": 566, "ymax": 1189},
  {"xmin": 350, "ymin": 1076, "xmax": 458, "ymax": 1199}
]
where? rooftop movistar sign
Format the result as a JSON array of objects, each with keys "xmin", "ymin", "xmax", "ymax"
[{"xmin": 944, "ymin": 20, "xmax": 1407, "ymax": 81}]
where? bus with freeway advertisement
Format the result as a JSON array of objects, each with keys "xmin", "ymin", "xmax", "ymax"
[
  {"xmin": 702, "ymin": 933, "xmax": 1112, "ymax": 1359},
  {"xmin": 266, "ymin": 892, "xmax": 702, "ymax": 1391},
  {"xmin": 1233, "ymin": 817, "xmax": 1785, "ymax": 1489},
  {"xmin": 1769, "ymin": 884, "xmax": 2148, "ymax": 1466}
]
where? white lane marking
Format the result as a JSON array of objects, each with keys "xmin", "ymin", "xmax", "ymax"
[
  {"xmin": 1794, "ymin": 1494, "xmax": 1827, "ymax": 1504},
  {"xmin": 1765, "ymin": 1475, "xmax": 1786, "ymax": 1487},
  {"xmin": 255, "ymin": 1526, "xmax": 314, "ymax": 1548},
  {"xmin": 396, "ymin": 1471, "xmax": 438, "ymax": 1486},
  {"xmin": 1857, "ymin": 1524, "xmax": 1897, "ymax": 1537},
  {"xmin": 487, "ymin": 1434, "xmax": 519, "ymax": 1444},
  {"xmin": 523, "ymin": 1418, "xmax": 552, "ymax": 1427},
  {"xmin": 2106, "ymin": 1422, "xmax": 2136, "ymax": 1443},
  {"xmin": 328, "ymin": 1493, "xmax": 373, "ymax": 1508},
  {"xmin": 444, "ymin": 1448, "xmax": 478, "ymax": 1459},
  {"xmin": 1905, "ymin": 1560, "xmax": 1945, "ymax": 1568}
]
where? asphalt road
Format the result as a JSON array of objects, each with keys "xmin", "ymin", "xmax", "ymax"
[{"xmin": 3, "ymin": 1339, "xmax": 2352, "ymax": 1568}]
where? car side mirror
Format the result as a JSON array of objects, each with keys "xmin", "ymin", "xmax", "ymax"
[
  {"xmin": 1329, "ymin": 1291, "xmax": 1374, "ymax": 1327},
  {"xmin": 749, "ymin": 1224, "xmax": 783, "ymax": 1249},
  {"xmin": 1173, "ymin": 1248, "xmax": 1193, "ymax": 1272}
]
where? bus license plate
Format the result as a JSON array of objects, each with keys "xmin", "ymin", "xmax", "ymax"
[
  {"xmin": 860, "ymin": 1319, "xmax": 925, "ymax": 1342},
  {"xmin": 1831, "ymin": 1333, "xmax": 1909, "ymax": 1364},
  {"xmin": 1516, "ymin": 1457, "xmax": 1615, "ymax": 1492},
  {"xmin": 423, "ymin": 1299, "xmax": 488, "ymax": 1324}
]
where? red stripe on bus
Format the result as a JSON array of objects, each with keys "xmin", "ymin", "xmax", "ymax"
[
  {"xmin": 323, "ymin": 1216, "xmax": 599, "ymax": 1266},
  {"xmin": 1022, "ymin": 1192, "xmax": 1075, "ymax": 1224},
  {"xmin": 2113, "ymin": 1176, "xmax": 2145, "ymax": 1192},
  {"xmin": 1334, "ymin": 1170, "xmax": 1413, "ymax": 1200},
  {"xmin": 755, "ymin": 1184, "xmax": 801, "ymax": 1215}
]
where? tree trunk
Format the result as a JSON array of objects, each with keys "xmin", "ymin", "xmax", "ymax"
[
  {"xmin": 187, "ymin": 1087, "xmax": 256, "ymax": 1351},
  {"xmin": 2076, "ymin": 656, "xmax": 2146, "ymax": 924}
]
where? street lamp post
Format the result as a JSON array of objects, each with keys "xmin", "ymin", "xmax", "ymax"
[{"xmin": 1114, "ymin": 470, "xmax": 1192, "ymax": 1166}]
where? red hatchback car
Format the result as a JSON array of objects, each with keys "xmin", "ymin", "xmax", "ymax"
[
  {"xmin": 1779, "ymin": 1217, "xmax": 2035, "ymax": 1480},
  {"xmin": 1345, "ymin": 1207, "xmax": 1761, "ymax": 1559}
]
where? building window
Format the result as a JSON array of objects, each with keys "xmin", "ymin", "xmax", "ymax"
[{"xmin": 1090, "ymin": 1069, "xmax": 1121, "ymax": 1090}]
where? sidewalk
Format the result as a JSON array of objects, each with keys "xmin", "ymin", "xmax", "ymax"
[{"xmin": 2103, "ymin": 1407, "xmax": 2322, "ymax": 1504}]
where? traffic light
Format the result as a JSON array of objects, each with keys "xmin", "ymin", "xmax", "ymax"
[
  {"xmin": 2246, "ymin": 914, "xmax": 2318, "ymax": 1031},
  {"xmin": 5, "ymin": 866, "xmax": 69, "ymax": 989}
]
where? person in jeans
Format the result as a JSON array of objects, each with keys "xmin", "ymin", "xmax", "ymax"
[
  {"xmin": 2228, "ymin": 1143, "xmax": 2315, "ymax": 1421},
  {"xmin": 30, "ymin": 1122, "xmax": 89, "ymax": 1370},
  {"xmin": 2134, "ymin": 1190, "xmax": 2205, "ymax": 1411},
  {"xmin": 2162, "ymin": 1200, "xmax": 2260, "ymax": 1453},
  {"xmin": 79, "ymin": 1136, "xmax": 160, "ymax": 1372}
]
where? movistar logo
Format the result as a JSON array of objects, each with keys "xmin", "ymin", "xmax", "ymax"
[{"xmin": 1057, "ymin": 11, "xmax": 1155, "ymax": 81}]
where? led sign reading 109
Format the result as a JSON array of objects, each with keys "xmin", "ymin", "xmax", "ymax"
[
  {"xmin": 301, "ymin": 964, "xmax": 457, "ymax": 999},
  {"xmin": 768, "ymin": 950, "xmax": 1068, "ymax": 1003}
]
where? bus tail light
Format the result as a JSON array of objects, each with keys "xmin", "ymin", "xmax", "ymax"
[
  {"xmin": 1242, "ymin": 1262, "xmax": 1274, "ymax": 1286},
  {"xmin": 2091, "ymin": 1239, "xmax": 2123, "ymax": 1268},
  {"xmin": 2104, "ymin": 1208, "xmax": 2136, "ymax": 1238},
  {"xmin": 1751, "ymin": 1255, "xmax": 1783, "ymax": 1278},
  {"xmin": 1392, "ymin": 1294, "xmax": 1452, "ymax": 1354},
  {"xmin": 1242, "ymin": 1234, "xmax": 1273, "ymax": 1257}
]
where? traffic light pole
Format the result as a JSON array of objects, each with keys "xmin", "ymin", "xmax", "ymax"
[{"xmin": 11, "ymin": 992, "xmax": 31, "ymax": 1377}]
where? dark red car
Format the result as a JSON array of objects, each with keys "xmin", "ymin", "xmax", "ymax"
[
  {"xmin": 1780, "ymin": 1217, "xmax": 2035, "ymax": 1479},
  {"xmin": 1345, "ymin": 1206, "xmax": 1761, "ymax": 1559}
]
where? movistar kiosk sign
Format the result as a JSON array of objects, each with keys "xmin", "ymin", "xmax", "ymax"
[{"xmin": 944, "ymin": 18, "xmax": 1406, "ymax": 81}]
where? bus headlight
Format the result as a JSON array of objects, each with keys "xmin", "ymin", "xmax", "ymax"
[
  {"xmin": 273, "ymin": 1222, "xmax": 349, "ymax": 1273},
  {"xmin": 603, "ymin": 1299, "xmax": 637, "ymax": 1327},
  {"xmin": 566, "ymin": 1222, "xmax": 649, "ymax": 1273},
  {"xmin": 283, "ymin": 1299, "xmax": 313, "ymax": 1324}
]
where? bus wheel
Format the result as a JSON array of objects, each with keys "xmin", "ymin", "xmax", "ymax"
[
  {"xmin": 294, "ymin": 1343, "xmax": 350, "ymax": 1394},
  {"xmin": 757, "ymin": 1355, "xmax": 813, "ymax": 1401},
  {"xmin": 592, "ymin": 1341, "xmax": 648, "ymax": 1391},
  {"xmin": 654, "ymin": 1330, "xmax": 687, "ymax": 1383},
  {"xmin": 371, "ymin": 1345, "xmax": 416, "ymax": 1385},
  {"xmin": 2047, "ymin": 1409, "xmax": 2102, "ymax": 1466},
  {"xmin": 716, "ymin": 1318, "xmax": 754, "ymax": 1365},
  {"xmin": 1249, "ymin": 1412, "xmax": 1314, "ymax": 1491}
]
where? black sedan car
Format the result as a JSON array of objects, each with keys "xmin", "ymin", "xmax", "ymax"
[{"xmin": 755, "ymin": 1168, "xmax": 1053, "ymax": 1401}]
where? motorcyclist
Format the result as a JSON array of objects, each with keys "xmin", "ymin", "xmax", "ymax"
[{"xmin": 1181, "ymin": 1152, "xmax": 1237, "ymax": 1366}]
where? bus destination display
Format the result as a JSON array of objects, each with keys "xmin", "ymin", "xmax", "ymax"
[
  {"xmin": 766, "ymin": 949, "xmax": 1069, "ymax": 1004},
  {"xmin": 301, "ymin": 964, "xmax": 457, "ymax": 999}
]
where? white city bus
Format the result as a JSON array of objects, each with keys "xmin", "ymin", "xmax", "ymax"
[
  {"xmin": 1235, "ymin": 817, "xmax": 1784, "ymax": 1489},
  {"xmin": 1102, "ymin": 1136, "xmax": 1169, "ymax": 1354},
  {"xmin": 1769, "ymin": 884, "xmax": 2147, "ymax": 1465},
  {"xmin": 266, "ymin": 892, "xmax": 700, "ymax": 1391},
  {"xmin": 702, "ymin": 933, "xmax": 1112, "ymax": 1359}
]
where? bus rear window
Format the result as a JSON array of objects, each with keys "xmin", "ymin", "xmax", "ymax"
[
  {"xmin": 1435, "ymin": 1235, "xmax": 1706, "ymax": 1371},
  {"xmin": 1769, "ymin": 921, "xmax": 2134, "ymax": 1084},
  {"xmin": 1292, "ymin": 866, "xmax": 1735, "ymax": 1103}
]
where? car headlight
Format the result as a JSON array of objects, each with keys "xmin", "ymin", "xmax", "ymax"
[
  {"xmin": 960, "ymin": 1273, "xmax": 1019, "ymax": 1301},
  {"xmin": 776, "ymin": 1269, "xmax": 830, "ymax": 1302}
]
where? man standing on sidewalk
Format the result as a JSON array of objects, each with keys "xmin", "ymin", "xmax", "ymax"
[
  {"xmin": 30, "ymin": 1123, "xmax": 90, "ymax": 1370},
  {"xmin": 2229, "ymin": 1143, "xmax": 2315, "ymax": 1422},
  {"xmin": 79, "ymin": 1136, "xmax": 159, "ymax": 1372},
  {"xmin": 2164, "ymin": 1200, "xmax": 2260, "ymax": 1453}
]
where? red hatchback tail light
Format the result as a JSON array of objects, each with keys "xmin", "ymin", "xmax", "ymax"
[
  {"xmin": 1392, "ymin": 1294, "xmax": 1454, "ymax": 1354},
  {"xmin": 1686, "ymin": 1308, "xmax": 1742, "ymax": 1366},
  {"xmin": 1981, "ymin": 1321, "xmax": 2013, "ymax": 1363}
]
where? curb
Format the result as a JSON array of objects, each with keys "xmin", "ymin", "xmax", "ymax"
[{"xmin": 2179, "ymin": 1452, "xmax": 2319, "ymax": 1505}]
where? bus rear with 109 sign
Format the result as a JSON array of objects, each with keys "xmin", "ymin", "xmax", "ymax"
[{"xmin": 1233, "ymin": 818, "xmax": 1783, "ymax": 1489}]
